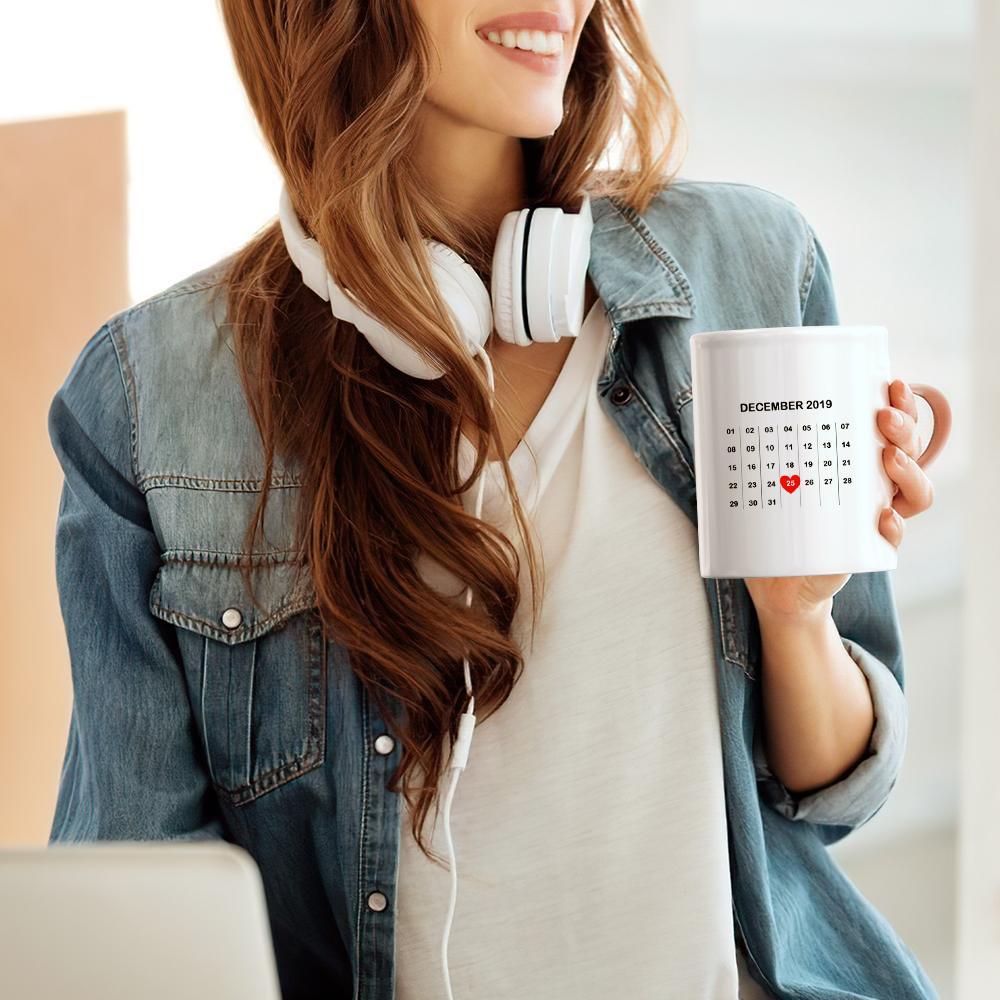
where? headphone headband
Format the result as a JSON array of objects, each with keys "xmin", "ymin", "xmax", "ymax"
[
  {"xmin": 277, "ymin": 185, "xmax": 330, "ymax": 302},
  {"xmin": 278, "ymin": 182, "xmax": 594, "ymax": 378}
]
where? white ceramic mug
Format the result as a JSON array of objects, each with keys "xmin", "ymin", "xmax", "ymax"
[{"xmin": 689, "ymin": 325, "xmax": 952, "ymax": 579}]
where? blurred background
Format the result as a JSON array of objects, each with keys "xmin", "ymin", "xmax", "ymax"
[{"xmin": 1, "ymin": 2, "xmax": 995, "ymax": 997}]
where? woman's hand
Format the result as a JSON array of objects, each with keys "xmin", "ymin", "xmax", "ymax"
[{"xmin": 744, "ymin": 378, "xmax": 937, "ymax": 620}]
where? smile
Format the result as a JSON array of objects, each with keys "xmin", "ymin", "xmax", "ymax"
[
  {"xmin": 473, "ymin": 10, "xmax": 571, "ymax": 75},
  {"xmin": 478, "ymin": 28, "xmax": 565, "ymax": 56}
]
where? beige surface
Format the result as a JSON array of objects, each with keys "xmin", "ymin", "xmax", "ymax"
[{"xmin": 0, "ymin": 110, "xmax": 129, "ymax": 844}]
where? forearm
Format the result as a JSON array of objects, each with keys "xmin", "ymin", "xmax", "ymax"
[{"xmin": 757, "ymin": 599, "xmax": 876, "ymax": 795}]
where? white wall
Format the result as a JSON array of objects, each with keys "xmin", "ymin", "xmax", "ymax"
[
  {"xmin": 956, "ymin": 1, "xmax": 1000, "ymax": 993},
  {"xmin": 0, "ymin": 2, "xmax": 280, "ymax": 304},
  {"xmin": 696, "ymin": 0, "xmax": 974, "ymax": 38}
]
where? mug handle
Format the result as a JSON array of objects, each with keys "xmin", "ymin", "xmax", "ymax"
[{"xmin": 906, "ymin": 382, "xmax": 953, "ymax": 470}]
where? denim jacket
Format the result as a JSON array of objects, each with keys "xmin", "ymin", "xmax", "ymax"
[{"xmin": 47, "ymin": 178, "xmax": 936, "ymax": 999}]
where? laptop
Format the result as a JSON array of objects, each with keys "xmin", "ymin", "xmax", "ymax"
[{"xmin": 0, "ymin": 841, "xmax": 282, "ymax": 1000}]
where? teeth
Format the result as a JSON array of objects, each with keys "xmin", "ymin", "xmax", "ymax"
[{"xmin": 483, "ymin": 28, "xmax": 564, "ymax": 55}]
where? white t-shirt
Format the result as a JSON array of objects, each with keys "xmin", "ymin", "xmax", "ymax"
[{"xmin": 396, "ymin": 298, "xmax": 771, "ymax": 1000}]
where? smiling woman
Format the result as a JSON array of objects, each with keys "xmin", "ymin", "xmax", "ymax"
[{"xmin": 44, "ymin": 1, "xmax": 940, "ymax": 999}]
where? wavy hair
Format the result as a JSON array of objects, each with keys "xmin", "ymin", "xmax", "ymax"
[{"xmin": 215, "ymin": 0, "xmax": 687, "ymax": 863}]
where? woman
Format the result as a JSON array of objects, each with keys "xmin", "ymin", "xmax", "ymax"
[{"xmin": 47, "ymin": 1, "xmax": 941, "ymax": 998}]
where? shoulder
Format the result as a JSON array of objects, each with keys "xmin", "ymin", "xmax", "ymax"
[
  {"xmin": 51, "ymin": 250, "xmax": 275, "ymax": 490},
  {"xmin": 639, "ymin": 177, "xmax": 822, "ymax": 318},
  {"xmin": 644, "ymin": 176, "xmax": 811, "ymax": 246},
  {"xmin": 105, "ymin": 252, "xmax": 236, "ymax": 377},
  {"xmin": 58, "ymin": 252, "xmax": 235, "ymax": 402}
]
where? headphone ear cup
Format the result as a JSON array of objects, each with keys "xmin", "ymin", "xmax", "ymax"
[
  {"xmin": 491, "ymin": 209, "xmax": 529, "ymax": 346},
  {"xmin": 325, "ymin": 240, "xmax": 492, "ymax": 381},
  {"xmin": 327, "ymin": 275, "xmax": 448, "ymax": 380},
  {"xmin": 424, "ymin": 241, "xmax": 494, "ymax": 356}
]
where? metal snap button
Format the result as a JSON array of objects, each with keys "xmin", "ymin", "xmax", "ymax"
[
  {"xmin": 374, "ymin": 735, "xmax": 395, "ymax": 756},
  {"xmin": 610, "ymin": 383, "xmax": 632, "ymax": 406},
  {"xmin": 221, "ymin": 607, "xmax": 243, "ymax": 630},
  {"xmin": 367, "ymin": 891, "xmax": 388, "ymax": 912}
]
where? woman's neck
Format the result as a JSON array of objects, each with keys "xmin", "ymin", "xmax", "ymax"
[
  {"xmin": 462, "ymin": 273, "xmax": 599, "ymax": 464},
  {"xmin": 412, "ymin": 107, "xmax": 528, "ymax": 232}
]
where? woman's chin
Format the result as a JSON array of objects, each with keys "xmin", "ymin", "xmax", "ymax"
[{"xmin": 482, "ymin": 106, "xmax": 565, "ymax": 141}]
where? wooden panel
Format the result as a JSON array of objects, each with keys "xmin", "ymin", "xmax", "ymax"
[{"xmin": 0, "ymin": 110, "xmax": 128, "ymax": 844}]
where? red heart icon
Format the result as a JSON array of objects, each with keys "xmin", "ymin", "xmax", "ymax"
[{"xmin": 780, "ymin": 475, "xmax": 801, "ymax": 494}]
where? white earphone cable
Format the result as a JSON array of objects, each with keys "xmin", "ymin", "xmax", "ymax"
[
  {"xmin": 439, "ymin": 340, "xmax": 495, "ymax": 1000},
  {"xmin": 276, "ymin": 183, "xmax": 590, "ymax": 998}
]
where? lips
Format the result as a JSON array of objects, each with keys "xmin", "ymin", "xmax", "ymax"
[{"xmin": 474, "ymin": 10, "xmax": 572, "ymax": 35}]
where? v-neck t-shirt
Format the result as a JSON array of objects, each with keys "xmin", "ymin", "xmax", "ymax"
[{"xmin": 397, "ymin": 298, "xmax": 772, "ymax": 999}]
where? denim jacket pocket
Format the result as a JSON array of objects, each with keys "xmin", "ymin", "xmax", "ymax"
[{"xmin": 149, "ymin": 558, "xmax": 327, "ymax": 806}]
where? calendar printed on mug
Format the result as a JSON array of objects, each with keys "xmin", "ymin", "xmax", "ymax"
[{"xmin": 722, "ymin": 397, "xmax": 855, "ymax": 511}]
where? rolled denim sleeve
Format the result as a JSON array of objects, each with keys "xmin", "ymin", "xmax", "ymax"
[
  {"xmin": 753, "ymin": 623, "xmax": 907, "ymax": 829},
  {"xmin": 47, "ymin": 319, "xmax": 225, "ymax": 844},
  {"xmin": 751, "ymin": 218, "xmax": 909, "ymax": 836}
]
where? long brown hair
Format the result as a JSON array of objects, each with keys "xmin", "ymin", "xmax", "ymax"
[{"xmin": 215, "ymin": 0, "xmax": 686, "ymax": 863}]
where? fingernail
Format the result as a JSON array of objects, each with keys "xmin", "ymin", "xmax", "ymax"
[
  {"xmin": 890, "ymin": 410, "xmax": 903, "ymax": 426},
  {"xmin": 893, "ymin": 446, "xmax": 906, "ymax": 466}
]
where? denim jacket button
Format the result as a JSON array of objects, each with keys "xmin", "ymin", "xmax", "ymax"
[
  {"xmin": 221, "ymin": 607, "xmax": 243, "ymax": 629},
  {"xmin": 610, "ymin": 383, "xmax": 632, "ymax": 405},
  {"xmin": 367, "ymin": 891, "xmax": 388, "ymax": 912},
  {"xmin": 374, "ymin": 734, "xmax": 395, "ymax": 755}
]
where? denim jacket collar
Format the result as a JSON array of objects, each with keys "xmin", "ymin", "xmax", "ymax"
[{"xmin": 589, "ymin": 194, "xmax": 696, "ymax": 326}]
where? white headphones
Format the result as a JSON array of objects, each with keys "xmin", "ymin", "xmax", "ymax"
[
  {"xmin": 277, "ymin": 181, "xmax": 594, "ymax": 378},
  {"xmin": 278, "ymin": 179, "xmax": 596, "ymax": 1000}
]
